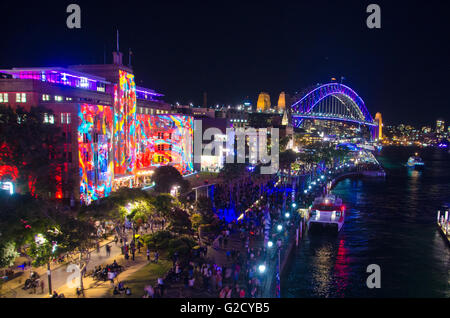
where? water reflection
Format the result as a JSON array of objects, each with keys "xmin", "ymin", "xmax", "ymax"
[{"xmin": 284, "ymin": 147, "xmax": 450, "ymax": 298}]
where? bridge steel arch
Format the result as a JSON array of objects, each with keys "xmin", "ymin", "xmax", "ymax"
[{"xmin": 291, "ymin": 83, "xmax": 376, "ymax": 130}]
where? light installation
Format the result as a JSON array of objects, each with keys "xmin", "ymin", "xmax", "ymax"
[
  {"xmin": 136, "ymin": 114, "xmax": 194, "ymax": 175},
  {"xmin": 114, "ymin": 70, "xmax": 137, "ymax": 175},
  {"xmin": 78, "ymin": 104, "xmax": 114, "ymax": 204}
]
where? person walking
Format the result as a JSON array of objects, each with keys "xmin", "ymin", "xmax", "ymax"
[
  {"xmin": 40, "ymin": 280, "xmax": 44, "ymax": 294},
  {"xmin": 157, "ymin": 277, "xmax": 164, "ymax": 296},
  {"xmin": 146, "ymin": 248, "xmax": 150, "ymax": 261}
]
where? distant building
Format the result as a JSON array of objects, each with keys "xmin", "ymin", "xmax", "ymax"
[
  {"xmin": 436, "ymin": 119, "xmax": 445, "ymax": 133},
  {"xmin": 256, "ymin": 92, "xmax": 271, "ymax": 112},
  {"xmin": 374, "ymin": 112, "xmax": 383, "ymax": 140},
  {"xmin": 277, "ymin": 91, "xmax": 286, "ymax": 112}
]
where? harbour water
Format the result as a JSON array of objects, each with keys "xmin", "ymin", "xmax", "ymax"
[{"xmin": 284, "ymin": 146, "xmax": 450, "ymax": 298}]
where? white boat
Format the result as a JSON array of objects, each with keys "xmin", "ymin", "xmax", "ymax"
[
  {"xmin": 307, "ymin": 194, "xmax": 346, "ymax": 232},
  {"xmin": 406, "ymin": 153, "xmax": 424, "ymax": 169}
]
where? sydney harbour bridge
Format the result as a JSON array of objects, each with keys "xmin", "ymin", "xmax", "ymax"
[{"xmin": 289, "ymin": 83, "xmax": 381, "ymax": 140}]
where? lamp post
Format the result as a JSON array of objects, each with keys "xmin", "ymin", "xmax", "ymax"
[{"xmin": 47, "ymin": 262, "xmax": 52, "ymax": 296}]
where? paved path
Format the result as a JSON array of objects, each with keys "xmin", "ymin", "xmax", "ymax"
[{"xmin": 1, "ymin": 232, "xmax": 134, "ymax": 298}]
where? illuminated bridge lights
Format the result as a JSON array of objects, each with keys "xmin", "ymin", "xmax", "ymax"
[{"xmin": 291, "ymin": 83, "xmax": 377, "ymax": 131}]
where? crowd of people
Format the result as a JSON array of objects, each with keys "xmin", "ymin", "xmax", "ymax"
[
  {"xmin": 138, "ymin": 173, "xmax": 295, "ymax": 299},
  {"xmin": 92, "ymin": 260, "xmax": 123, "ymax": 282}
]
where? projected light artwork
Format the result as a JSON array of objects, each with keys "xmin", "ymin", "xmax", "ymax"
[
  {"xmin": 78, "ymin": 104, "xmax": 114, "ymax": 204},
  {"xmin": 136, "ymin": 114, "xmax": 194, "ymax": 175},
  {"xmin": 114, "ymin": 70, "xmax": 137, "ymax": 175}
]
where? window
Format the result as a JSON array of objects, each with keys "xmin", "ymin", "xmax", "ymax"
[
  {"xmin": 16, "ymin": 93, "xmax": 26, "ymax": 103},
  {"xmin": 66, "ymin": 97, "xmax": 72, "ymax": 101},
  {"xmin": 54, "ymin": 96, "xmax": 63, "ymax": 102},
  {"xmin": 61, "ymin": 113, "xmax": 71, "ymax": 124},
  {"xmin": 42, "ymin": 94, "xmax": 50, "ymax": 101},
  {"xmin": 0, "ymin": 93, "xmax": 8, "ymax": 103},
  {"xmin": 96, "ymin": 84, "xmax": 105, "ymax": 92},
  {"xmin": 44, "ymin": 113, "xmax": 54, "ymax": 124}
]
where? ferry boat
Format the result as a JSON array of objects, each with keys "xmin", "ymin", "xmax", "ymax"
[
  {"xmin": 307, "ymin": 194, "xmax": 346, "ymax": 232},
  {"xmin": 406, "ymin": 153, "xmax": 424, "ymax": 169}
]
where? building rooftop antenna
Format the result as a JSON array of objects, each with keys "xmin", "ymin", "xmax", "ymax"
[{"xmin": 116, "ymin": 29, "xmax": 120, "ymax": 52}]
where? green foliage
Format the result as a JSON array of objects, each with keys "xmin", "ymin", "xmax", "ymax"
[
  {"xmin": 79, "ymin": 188, "xmax": 153, "ymax": 223},
  {"xmin": 142, "ymin": 230, "xmax": 173, "ymax": 250},
  {"xmin": 194, "ymin": 196, "xmax": 216, "ymax": 224},
  {"xmin": 0, "ymin": 194, "xmax": 56, "ymax": 248},
  {"xmin": 0, "ymin": 193, "xmax": 98, "ymax": 267},
  {"xmin": 166, "ymin": 208, "xmax": 192, "ymax": 235},
  {"xmin": 0, "ymin": 241, "xmax": 19, "ymax": 268},
  {"xmin": 28, "ymin": 241, "xmax": 54, "ymax": 267},
  {"xmin": 190, "ymin": 213, "xmax": 203, "ymax": 232},
  {"xmin": 167, "ymin": 236, "xmax": 196, "ymax": 259},
  {"xmin": 279, "ymin": 149, "xmax": 298, "ymax": 169},
  {"xmin": 153, "ymin": 193, "xmax": 173, "ymax": 218},
  {"xmin": 279, "ymin": 136, "xmax": 291, "ymax": 152},
  {"xmin": 151, "ymin": 166, "xmax": 190, "ymax": 194}
]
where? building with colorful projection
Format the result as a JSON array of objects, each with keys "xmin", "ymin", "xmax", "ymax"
[{"xmin": 0, "ymin": 51, "xmax": 193, "ymax": 204}]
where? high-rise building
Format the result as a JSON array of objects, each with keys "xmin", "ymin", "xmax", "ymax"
[
  {"xmin": 256, "ymin": 92, "xmax": 271, "ymax": 112},
  {"xmin": 436, "ymin": 119, "xmax": 445, "ymax": 133}
]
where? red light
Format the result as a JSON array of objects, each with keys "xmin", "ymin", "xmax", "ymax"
[{"xmin": 341, "ymin": 205, "xmax": 346, "ymax": 211}]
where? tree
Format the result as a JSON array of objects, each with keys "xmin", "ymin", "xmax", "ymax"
[
  {"xmin": 0, "ymin": 241, "xmax": 18, "ymax": 268},
  {"xmin": 279, "ymin": 136, "xmax": 291, "ymax": 152},
  {"xmin": 219, "ymin": 163, "xmax": 248, "ymax": 183},
  {"xmin": 194, "ymin": 196, "xmax": 216, "ymax": 224},
  {"xmin": 166, "ymin": 207, "xmax": 192, "ymax": 235},
  {"xmin": 153, "ymin": 193, "xmax": 176, "ymax": 222},
  {"xmin": 0, "ymin": 105, "xmax": 64, "ymax": 197},
  {"xmin": 279, "ymin": 149, "xmax": 298, "ymax": 173},
  {"xmin": 151, "ymin": 166, "xmax": 190, "ymax": 194}
]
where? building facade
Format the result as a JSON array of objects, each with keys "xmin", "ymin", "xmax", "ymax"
[{"xmin": 0, "ymin": 54, "xmax": 193, "ymax": 204}]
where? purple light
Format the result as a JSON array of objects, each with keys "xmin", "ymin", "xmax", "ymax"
[{"xmin": 291, "ymin": 83, "xmax": 373, "ymax": 123}]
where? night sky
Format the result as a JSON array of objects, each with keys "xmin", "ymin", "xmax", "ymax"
[{"xmin": 0, "ymin": 0, "xmax": 448, "ymax": 126}]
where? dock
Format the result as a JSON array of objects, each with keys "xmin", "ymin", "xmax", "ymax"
[{"xmin": 437, "ymin": 210, "xmax": 450, "ymax": 246}]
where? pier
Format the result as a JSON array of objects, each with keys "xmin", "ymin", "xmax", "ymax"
[
  {"xmin": 262, "ymin": 163, "xmax": 386, "ymax": 297},
  {"xmin": 437, "ymin": 210, "xmax": 450, "ymax": 246}
]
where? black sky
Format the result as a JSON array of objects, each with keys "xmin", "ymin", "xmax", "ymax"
[{"xmin": 0, "ymin": 0, "xmax": 448, "ymax": 126}]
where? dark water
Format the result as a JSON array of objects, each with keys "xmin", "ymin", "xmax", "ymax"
[{"xmin": 284, "ymin": 147, "xmax": 450, "ymax": 298}]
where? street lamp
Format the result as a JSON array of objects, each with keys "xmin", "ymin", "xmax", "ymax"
[
  {"xmin": 285, "ymin": 212, "xmax": 290, "ymax": 218},
  {"xmin": 258, "ymin": 264, "xmax": 266, "ymax": 274},
  {"xmin": 277, "ymin": 224, "xmax": 283, "ymax": 232},
  {"xmin": 267, "ymin": 241, "xmax": 273, "ymax": 248}
]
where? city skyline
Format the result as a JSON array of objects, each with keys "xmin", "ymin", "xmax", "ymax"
[{"xmin": 0, "ymin": 1, "xmax": 448, "ymax": 126}]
